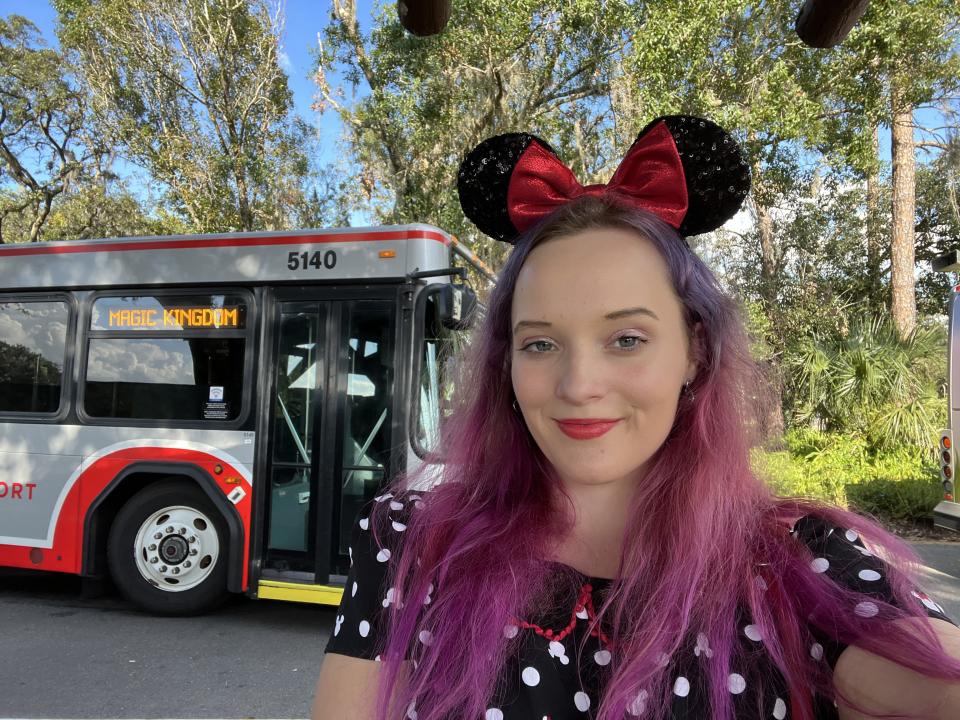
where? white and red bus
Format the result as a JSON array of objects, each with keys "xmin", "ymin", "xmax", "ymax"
[
  {"xmin": 0, "ymin": 225, "xmax": 477, "ymax": 614},
  {"xmin": 933, "ymin": 251, "xmax": 960, "ymax": 531}
]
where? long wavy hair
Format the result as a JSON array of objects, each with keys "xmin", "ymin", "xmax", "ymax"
[{"xmin": 368, "ymin": 195, "xmax": 960, "ymax": 720}]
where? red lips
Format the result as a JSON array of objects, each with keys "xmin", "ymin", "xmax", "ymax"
[{"xmin": 555, "ymin": 418, "xmax": 621, "ymax": 440}]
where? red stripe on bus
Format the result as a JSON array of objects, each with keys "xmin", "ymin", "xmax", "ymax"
[
  {"xmin": 0, "ymin": 446, "xmax": 252, "ymax": 589},
  {"xmin": 0, "ymin": 229, "xmax": 450, "ymax": 257}
]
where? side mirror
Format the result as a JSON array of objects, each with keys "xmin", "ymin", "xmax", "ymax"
[{"xmin": 435, "ymin": 283, "xmax": 477, "ymax": 330}]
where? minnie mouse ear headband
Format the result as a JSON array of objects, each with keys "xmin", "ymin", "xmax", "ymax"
[{"xmin": 457, "ymin": 115, "xmax": 751, "ymax": 243}]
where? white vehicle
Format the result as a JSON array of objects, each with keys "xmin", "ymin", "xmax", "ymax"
[
  {"xmin": 933, "ymin": 250, "xmax": 960, "ymax": 531},
  {"xmin": 0, "ymin": 225, "xmax": 477, "ymax": 613}
]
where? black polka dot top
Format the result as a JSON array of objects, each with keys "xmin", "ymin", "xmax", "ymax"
[{"xmin": 325, "ymin": 493, "xmax": 954, "ymax": 719}]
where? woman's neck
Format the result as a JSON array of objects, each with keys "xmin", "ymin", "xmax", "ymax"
[{"xmin": 549, "ymin": 478, "xmax": 636, "ymax": 579}]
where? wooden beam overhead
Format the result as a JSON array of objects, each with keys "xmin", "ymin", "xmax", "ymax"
[
  {"xmin": 398, "ymin": 0, "xmax": 452, "ymax": 37},
  {"xmin": 795, "ymin": 0, "xmax": 871, "ymax": 48}
]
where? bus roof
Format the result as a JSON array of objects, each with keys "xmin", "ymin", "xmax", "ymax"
[{"xmin": 0, "ymin": 224, "xmax": 452, "ymax": 291}]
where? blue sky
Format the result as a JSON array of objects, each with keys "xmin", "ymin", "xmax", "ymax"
[
  {"xmin": 0, "ymin": 0, "xmax": 371, "ymax": 174},
  {"xmin": 2, "ymin": 0, "xmax": 954, "ymax": 210}
]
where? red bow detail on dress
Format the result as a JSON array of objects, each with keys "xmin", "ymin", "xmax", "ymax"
[{"xmin": 506, "ymin": 120, "xmax": 689, "ymax": 233}]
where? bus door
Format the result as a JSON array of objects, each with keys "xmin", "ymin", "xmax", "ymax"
[{"xmin": 261, "ymin": 293, "xmax": 400, "ymax": 585}]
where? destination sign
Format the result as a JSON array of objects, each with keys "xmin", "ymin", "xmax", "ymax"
[
  {"xmin": 92, "ymin": 295, "xmax": 247, "ymax": 331},
  {"xmin": 107, "ymin": 307, "xmax": 240, "ymax": 329}
]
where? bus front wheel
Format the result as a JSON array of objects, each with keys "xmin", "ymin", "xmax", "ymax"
[{"xmin": 108, "ymin": 480, "xmax": 230, "ymax": 615}]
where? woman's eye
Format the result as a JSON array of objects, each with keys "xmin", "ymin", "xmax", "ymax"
[
  {"xmin": 614, "ymin": 335, "xmax": 646, "ymax": 350},
  {"xmin": 521, "ymin": 340, "xmax": 555, "ymax": 353}
]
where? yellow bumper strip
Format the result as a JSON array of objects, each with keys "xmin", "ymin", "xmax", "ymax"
[{"xmin": 257, "ymin": 579, "xmax": 344, "ymax": 606}]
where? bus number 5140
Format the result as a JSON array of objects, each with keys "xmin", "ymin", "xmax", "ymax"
[{"xmin": 288, "ymin": 250, "xmax": 337, "ymax": 270}]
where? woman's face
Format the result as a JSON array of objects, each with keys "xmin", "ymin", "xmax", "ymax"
[{"xmin": 510, "ymin": 226, "xmax": 697, "ymax": 491}]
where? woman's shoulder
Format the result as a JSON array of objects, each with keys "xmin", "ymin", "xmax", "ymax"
[
  {"xmin": 325, "ymin": 488, "xmax": 432, "ymax": 660},
  {"xmin": 782, "ymin": 510, "xmax": 952, "ymax": 619},
  {"xmin": 349, "ymin": 489, "xmax": 429, "ymax": 558}
]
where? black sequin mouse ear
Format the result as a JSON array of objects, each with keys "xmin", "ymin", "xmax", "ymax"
[
  {"xmin": 643, "ymin": 115, "xmax": 751, "ymax": 237},
  {"xmin": 456, "ymin": 132, "xmax": 558, "ymax": 243},
  {"xmin": 457, "ymin": 115, "xmax": 751, "ymax": 243}
]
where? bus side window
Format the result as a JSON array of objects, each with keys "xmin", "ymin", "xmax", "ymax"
[{"xmin": 0, "ymin": 300, "xmax": 70, "ymax": 415}]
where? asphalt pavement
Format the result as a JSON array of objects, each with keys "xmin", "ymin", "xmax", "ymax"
[
  {"xmin": 0, "ymin": 570, "xmax": 334, "ymax": 719},
  {"xmin": 1, "ymin": 540, "xmax": 959, "ymax": 719}
]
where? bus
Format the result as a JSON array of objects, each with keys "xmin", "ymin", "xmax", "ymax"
[
  {"xmin": 933, "ymin": 250, "xmax": 960, "ymax": 531},
  {"xmin": 0, "ymin": 225, "xmax": 479, "ymax": 614}
]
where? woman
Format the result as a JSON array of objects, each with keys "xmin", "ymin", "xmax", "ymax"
[{"xmin": 314, "ymin": 116, "xmax": 960, "ymax": 719}]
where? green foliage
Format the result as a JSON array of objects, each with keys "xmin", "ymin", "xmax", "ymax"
[
  {"xmin": 845, "ymin": 477, "xmax": 943, "ymax": 522},
  {"xmin": 317, "ymin": 0, "xmax": 639, "ymax": 269},
  {"xmin": 754, "ymin": 428, "xmax": 942, "ymax": 521},
  {"xmin": 0, "ymin": 14, "xmax": 106, "ymax": 242},
  {"xmin": 783, "ymin": 315, "xmax": 946, "ymax": 451},
  {"xmin": 55, "ymin": 0, "xmax": 320, "ymax": 232},
  {"xmin": 754, "ymin": 429, "xmax": 866, "ymax": 505}
]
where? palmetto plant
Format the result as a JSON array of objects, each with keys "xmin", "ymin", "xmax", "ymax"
[{"xmin": 784, "ymin": 316, "xmax": 946, "ymax": 452}]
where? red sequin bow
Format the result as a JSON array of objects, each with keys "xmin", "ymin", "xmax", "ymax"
[{"xmin": 506, "ymin": 120, "xmax": 689, "ymax": 233}]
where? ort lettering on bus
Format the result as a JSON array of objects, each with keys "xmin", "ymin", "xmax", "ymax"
[{"xmin": 0, "ymin": 482, "xmax": 37, "ymax": 500}]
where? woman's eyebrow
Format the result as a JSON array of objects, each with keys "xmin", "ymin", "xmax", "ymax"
[
  {"xmin": 513, "ymin": 319, "xmax": 551, "ymax": 335},
  {"xmin": 604, "ymin": 306, "xmax": 660, "ymax": 321},
  {"xmin": 512, "ymin": 307, "xmax": 659, "ymax": 335}
]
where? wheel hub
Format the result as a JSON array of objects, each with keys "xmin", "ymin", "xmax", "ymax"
[
  {"xmin": 133, "ymin": 505, "xmax": 220, "ymax": 592},
  {"xmin": 159, "ymin": 534, "xmax": 189, "ymax": 564}
]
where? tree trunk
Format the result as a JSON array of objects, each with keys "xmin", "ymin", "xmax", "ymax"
[
  {"xmin": 889, "ymin": 76, "xmax": 917, "ymax": 339},
  {"xmin": 865, "ymin": 123, "xmax": 883, "ymax": 314},
  {"xmin": 756, "ymin": 200, "xmax": 777, "ymax": 309},
  {"xmin": 29, "ymin": 194, "xmax": 53, "ymax": 243}
]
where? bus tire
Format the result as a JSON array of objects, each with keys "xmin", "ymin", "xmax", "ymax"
[{"xmin": 108, "ymin": 480, "xmax": 230, "ymax": 615}]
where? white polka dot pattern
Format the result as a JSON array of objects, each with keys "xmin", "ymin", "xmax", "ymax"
[
  {"xmin": 628, "ymin": 689, "xmax": 648, "ymax": 716},
  {"xmin": 773, "ymin": 697, "xmax": 787, "ymax": 719},
  {"xmin": 521, "ymin": 666, "xmax": 540, "ymax": 687},
  {"xmin": 694, "ymin": 632, "xmax": 714, "ymax": 658},
  {"xmin": 325, "ymin": 501, "xmax": 958, "ymax": 720},
  {"xmin": 574, "ymin": 691, "xmax": 590, "ymax": 711},
  {"xmin": 728, "ymin": 673, "xmax": 746, "ymax": 694},
  {"xmin": 854, "ymin": 601, "xmax": 879, "ymax": 618},
  {"xmin": 547, "ymin": 640, "xmax": 570, "ymax": 665}
]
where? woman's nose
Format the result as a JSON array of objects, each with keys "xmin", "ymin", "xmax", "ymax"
[{"xmin": 555, "ymin": 348, "xmax": 606, "ymax": 404}]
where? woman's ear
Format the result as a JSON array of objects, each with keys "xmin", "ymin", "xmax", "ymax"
[{"xmin": 685, "ymin": 321, "xmax": 704, "ymax": 383}]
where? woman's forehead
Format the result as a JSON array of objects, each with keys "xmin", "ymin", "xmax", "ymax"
[{"xmin": 512, "ymin": 228, "xmax": 678, "ymax": 318}]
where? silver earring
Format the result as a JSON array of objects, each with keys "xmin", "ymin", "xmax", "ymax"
[
  {"xmin": 511, "ymin": 399, "xmax": 520, "ymax": 413},
  {"xmin": 683, "ymin": 380, "xmax": 696, "ymax": 402}
]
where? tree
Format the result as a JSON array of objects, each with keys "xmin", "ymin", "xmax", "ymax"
[
  {"xmin": 0, "ymin": 15, "xmax": 106, "ymax": 243},
  {"xmin": 784, "ymin": 315, "xmax": 945, "ymax": 451},
  {"xmin": 315, "ymin": 0, "xmax": 635, "ymax": 269},
  {"xmin": 915, "ymin": 129, "xmax": 960, "ymax": 317},
  {"xmin": 56, "ymin": 0, "xmax": 314, "ymax": 232},
  {"xmin": 821, "ymin": 0, "xmax": 960, "ymax": 338}
]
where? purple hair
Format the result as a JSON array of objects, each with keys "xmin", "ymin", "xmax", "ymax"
[{"xmin": 368, "ymin": 195, "xmax": 960, "ymax": 719}]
